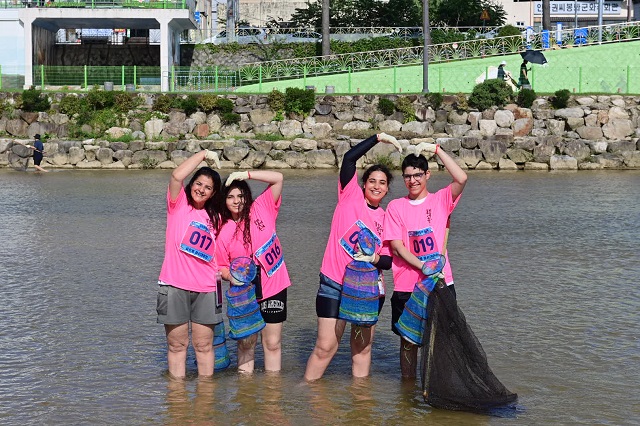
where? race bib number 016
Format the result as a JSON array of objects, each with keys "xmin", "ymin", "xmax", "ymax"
[
  {"xmin": 180, "ymin": 221, "xmax": 215, "ymax": 262},
  {"xmin": 339, "ymin": 220, "xmax": 381, "ymax": 257},
  {"xmin": 408, "ymin": 227, "xmax": 439, "ymax": 262},
  {"xmin": 254, "ymin": 233, "xmax": 284, "ymax": 277}
]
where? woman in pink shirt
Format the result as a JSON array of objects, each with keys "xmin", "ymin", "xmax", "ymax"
[
  {"xmin": 156, "ymin": 149, "xmax": 223, "ymax": 380},
  {"xmin": 304, "ymin": 133, "xmax": 402, "ymax": 381},
  {"xmin": 216, "ymin": 170, "xmax": 291, "ymax": 373}
]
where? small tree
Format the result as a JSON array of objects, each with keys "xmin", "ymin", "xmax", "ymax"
[{"xmin": 469, "ymin": 79, "xmax": 513, "ymax": 111}]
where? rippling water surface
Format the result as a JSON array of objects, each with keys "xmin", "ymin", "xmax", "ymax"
[{"xmin": 0, "ymin": 169, "xmax": 638, "ymax": 425}]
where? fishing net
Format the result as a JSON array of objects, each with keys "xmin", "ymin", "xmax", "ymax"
[
  {"xmin": 395, "ymin": 275, "xmax": 438, "ymax": 345},
  {"xmin": 229, "ymin": 257, "xmax": 257, "ymax": 283},
  {"xmin": 339, "ymin": 260, "xmax": 380, "ymax": 326},
  {"xmin": 226, "ymin": 283, "xmax": 266, "ymax": 340},
  {"xmin": 213, "ymin": 322, "xmax": 230, "ymax": 371},
  {"xmin": 357, "ymin": 228, "xmax": 376, "ymax": 256},
  {"xmin": 420, "ymin": 280, "xmax": 518, "ymax": 415}
]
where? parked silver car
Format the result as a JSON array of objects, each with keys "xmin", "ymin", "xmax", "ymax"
[{"xmin": 199, "ymin": 27, "xmax": 267, "ymax": 45}]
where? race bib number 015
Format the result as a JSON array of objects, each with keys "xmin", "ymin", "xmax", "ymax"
[
  {"xmin": 254, "ymin": 233, "xmax": 284, "ymax": 277},
  {"xmin": 180, "ymin": 221, "xmax": 215, "ymax": 262},
  {"xmin": 408, "ymin": 227, "xmax": 439, "ymax": 262}
]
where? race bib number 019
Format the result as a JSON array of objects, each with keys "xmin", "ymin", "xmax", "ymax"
[
  {"xmin": 180, "ymin": 221, "xmax": 215, "ymax": 262},
  {"xmin": 254, "ymin": 233, "xmax": 284, "ymax": 277},
  {"xmin": 339, "ymin": 220, "xmax": 381, "ymax": 257},
  {"xmin": 408, "ymin": 227, "xmax": 439, "ymax": 262}
]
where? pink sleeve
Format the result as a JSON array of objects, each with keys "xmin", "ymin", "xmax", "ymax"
[
  {"xmin": 254, "ymin": 186, "xmax": 280, "ymax": 219},
  {"xmin": 167, "ymin": 185, "xmax": 186, "ymax": 213},
  {"xmin": 215, "ymin": 233, "xmax": 230, "ymax": 269},
  {"xmin": 338, "ymin": 174, "xmax": 360, "ymax": 204},
  {"xmin": 384, "ymin": 201, "xmax": 404, "ymax": 242}
]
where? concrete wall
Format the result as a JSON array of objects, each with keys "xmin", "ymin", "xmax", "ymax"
[{"xmin": 0, "ymin": 11, "xmax": 25, "ymax": 74}]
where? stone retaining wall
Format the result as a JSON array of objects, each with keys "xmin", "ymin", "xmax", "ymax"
[{"xmin": 1, "ymin": 93, "xmax": 640, "ymax": 171}]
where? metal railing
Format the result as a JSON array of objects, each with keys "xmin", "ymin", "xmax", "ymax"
[
  {"xmin": 0, "ymin": 0, "xmax": 191, "ymax": 8},
  {"xmin": 2, "ymin": 22, "xmax": 639, "ymax": 94},
  {"xmin": 235, "ymin": 21, "xmax": 640, "ymax": 88}
]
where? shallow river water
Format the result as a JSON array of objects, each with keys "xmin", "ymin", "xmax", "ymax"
[{"xmin": 0, "ymin": 168, "xmax": 638, "ymax": 425}]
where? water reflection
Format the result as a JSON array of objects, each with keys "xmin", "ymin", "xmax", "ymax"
[{"xmin": 0, "ymin": 169, "xmax": 638, "ymax": 425}]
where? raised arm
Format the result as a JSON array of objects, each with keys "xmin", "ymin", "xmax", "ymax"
[
  {"xmin": 340, "ymin": 133, "xmax": 402, "ymax": 189},
  {"xmin": 415, "ymin": 143, "xmax": 468, "ymax": 201},
  {"xmin": 169, "ymin": 150, "xmax": 220, "ymax": 202},
  {"xmin": 225, "ymin": 170, "xmax": 284, "ymax": 203}
]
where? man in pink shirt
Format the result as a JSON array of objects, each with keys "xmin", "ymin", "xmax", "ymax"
[{"xmin": 384, "ymin": 144, "xmax": 467, "ymax": 379}]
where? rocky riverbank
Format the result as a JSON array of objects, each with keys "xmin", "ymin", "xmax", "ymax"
[{"xmin": 1, "ymin": 93, "xmax": 639, "ymax": 170}]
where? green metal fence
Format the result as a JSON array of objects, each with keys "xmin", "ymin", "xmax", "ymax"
[
  {"xmin": 2, "ymin": 22, "xmax": 640, "ymax": 94},
  {"xmin": 0, "ymin": 0, "xmax": 191, "ymax": 8}
]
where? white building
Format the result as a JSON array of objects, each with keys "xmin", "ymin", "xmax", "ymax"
[{"xmin": 487, "ymin": 1, "xmax": 633, "ymax": 30}]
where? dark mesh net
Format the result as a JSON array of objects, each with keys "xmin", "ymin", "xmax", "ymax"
[{"xmin": 420, "ymin": 280, "xmax": 518, "ymax": 415}]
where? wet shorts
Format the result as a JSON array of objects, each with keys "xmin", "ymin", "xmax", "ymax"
[
  {"xmin": 390, "ymin": 284, "xmax": 456, "ymax": 335},
  {"xmin": 156, "ymin": 284, "xmax": 223, "ymax": 325},
  {"xmin": 316, "ymin": 273, "xmax": 385, "ymax": 319},
  {"xmin": 259, "ymin": 288, "xmax": 287, "ymax": 324}
]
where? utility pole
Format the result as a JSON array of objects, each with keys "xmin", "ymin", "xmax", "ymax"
[
  {"xmin": 227, "ymin": 0, "xmax": 238, "ymax": 42},
  {"xmin": 321, "ymin": 0, "xmax": 330, "ymax": 56},
  {"xmin": 422, "ymin": 0, "xmax": 430, "ymax": 93},
  {"xmin": 542, "ymin": 0, "xmax": 551, "ymax": 30}
]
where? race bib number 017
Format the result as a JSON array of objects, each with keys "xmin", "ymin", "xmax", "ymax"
[
  {"xmin": 254, "ymin": 233, "xmax": 284, "ymax": 277},
  {"xmin": 180, "ymin": 221, "xmax": 215, "ymax": 262},
  {"xmin": 408, "ymin": 227, "xmax": 439, "ymax": 262}
]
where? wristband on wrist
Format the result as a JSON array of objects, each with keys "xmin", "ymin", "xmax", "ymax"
[
  {"xmin": 435, "ymin": 144, "xmax": 440, "ymax": 154},
  {"xmin": 247, "ymin": 171, "xmax": 251, "ymax": 179}
]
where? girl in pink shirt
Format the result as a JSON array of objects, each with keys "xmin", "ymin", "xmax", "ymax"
[
  {"xmin": 156, "ymin": 149, "xmax": 222, "ymax": 380},
  {"xmin": 216, "ymin": 170, "xmax": 291, "ymax": 373},
  {"xmin": 304, "ymin": 133, "xmax": 403, "ymax": 381}
]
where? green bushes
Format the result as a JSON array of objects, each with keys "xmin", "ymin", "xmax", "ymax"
[
  {"xmin": 497, "ymin": 25, "xmax": 524, "ymax": 37},
  {"xmin": 197, "ymin": 93, "xmax": 218, "ymax": 113},
  {"xmin": 284, "ymin": 87, "xmax": 315, "ymax": 115},
  {"xmin": 469, "ymin": 79, "xmax": 513, "ymax": 111},
  {"xmin": 395, "ymin": 97, "xmax": 415, "ymax": 123},
  {"xmin": 181, "ymin": 95, "xmax": 199, "ymax": 116},
  {"xmin": 153, "ymin": 94, "xmax": 175, "ymax": 113},
  {"xmin": 214, "ymin": 97, "xmax": 234, "ymax": 114},
  {"xmin": 20, "ymin": 87, "xmax": 50, "ymax": 112},
  {"xmin": 221, "ymin": 112, "xmax": 241, "ymax": 125},
  {"xmin": 516, "ymin": 88, "xmax": 537, "ymax": 108},
  {"xmin": 378, "ymin": 98, "xmax": 395, "ymax": 116},
  {"xmin": 59, "ymin": 95, "xmax": 88, "ymax": 117},
  {"xmin": 426, "ymin": 92, "xmax": 443, "ymax": 110},
  {"xmin": 551, "ymin": 89, "xmax": 571, "ymax": 109},
  {"xmin": 114, "ymin": 92, "xmax": 141, "ymax": 113},
  {"xmin": 86, "ymin": 86, "xmax": 116, "ymax": 110}
]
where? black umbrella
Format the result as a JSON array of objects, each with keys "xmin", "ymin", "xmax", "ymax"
[{"xmin": 520, "ymin": 50, "xmax": 547, "ymax": 65}]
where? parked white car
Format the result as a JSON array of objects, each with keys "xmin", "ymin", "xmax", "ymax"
[
  {"xmin": 283, "ymin": 31, "xmax": 322, "ymax": 43},
  {"xmin": 200, "ymin": 28, "xmax": 267, "ymax": 45}
]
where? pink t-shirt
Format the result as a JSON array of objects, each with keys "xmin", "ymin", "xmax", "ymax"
[
  {"xmin": 215, "ymin": 187, "xmax": 291, "ymax": 300},
  {"xmin": 384, "ymin": 185, "xmax": 460, "ymax": 292},
  {"xmin": 158, "ymin": 186, "xmax": 219, "ymax": 293},
  {"xmin": 320, "ymin": 174, "xmax": 390, "ymax": 284}
]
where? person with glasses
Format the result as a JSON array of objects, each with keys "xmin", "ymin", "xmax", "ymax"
[
  {"xmin": 384, "ymin": 145, "xmax": 467, "ymax": 379},
  {"xmin": 305, "ymin": 133, "xmax": 403, "ymax": 381}
]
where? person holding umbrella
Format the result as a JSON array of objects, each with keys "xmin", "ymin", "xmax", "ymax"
[
  {"xmin": 518, "ymin": 59, "xmax": 531, "ymax": 90},
  {"xmin": 518, "ymin": 50, "xmax": 548, "ymax": 90}
]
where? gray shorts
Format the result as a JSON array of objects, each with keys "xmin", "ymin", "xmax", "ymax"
[{"xmin": 156, "ymin": 285, "xmax": 223, "ymax": 325}]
